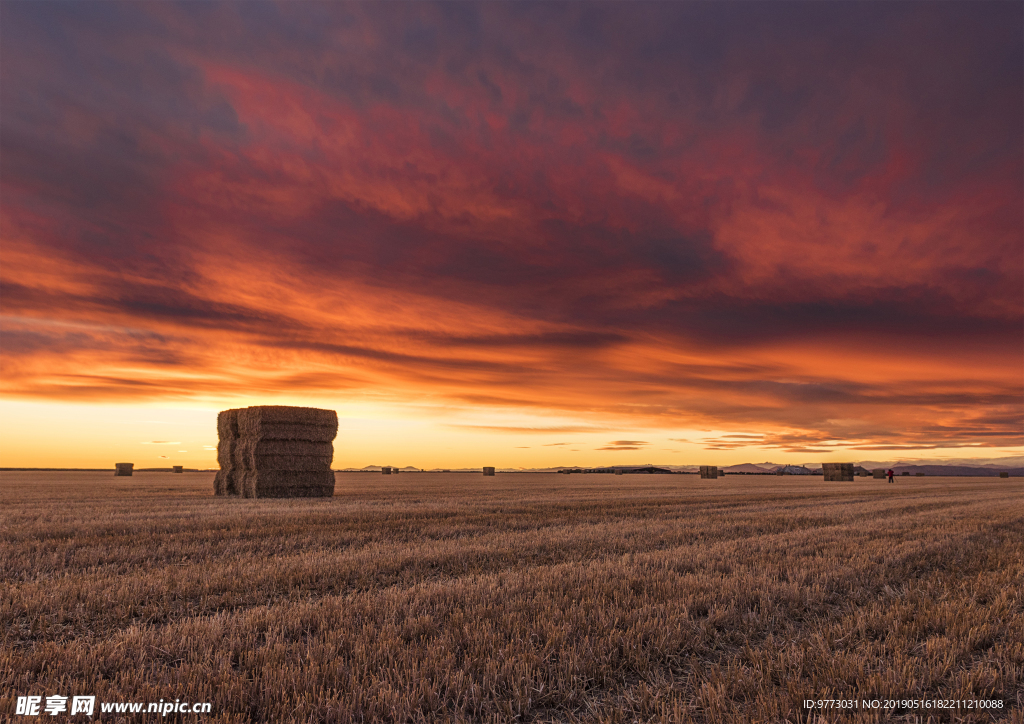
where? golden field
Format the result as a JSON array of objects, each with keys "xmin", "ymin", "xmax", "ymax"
[{"xmin": 1, "ymin": 471, "xmax": 1021, "ymax": 723}]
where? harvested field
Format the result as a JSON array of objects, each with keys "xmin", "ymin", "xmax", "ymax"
[{"xmin": 1, "ymin": 472, "xmax": 1021, "ymax": 723}]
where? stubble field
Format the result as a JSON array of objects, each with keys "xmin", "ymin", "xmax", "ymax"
[{"xmin": 1, "ymin": 471, "xmax": 1021, "ymax": 723}]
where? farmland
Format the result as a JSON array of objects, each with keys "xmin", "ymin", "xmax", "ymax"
[{"xmin": 2, "ymin": 472, "xmax": 1021, "ymax": 722}]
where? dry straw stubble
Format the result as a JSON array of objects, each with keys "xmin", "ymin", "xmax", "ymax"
[{"xmin": 1, "ymin": 472, "xmax": 1021, "ymax": 722}]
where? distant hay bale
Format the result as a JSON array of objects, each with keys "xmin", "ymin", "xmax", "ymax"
[
  {"xmin": 615, "ymin": 469, "xmax": 624, "ymax": 475},
  {"xmin": 382, "ymin": 466, "xmax": 392, "ymax": 474},
  {"xmin": 699, "ymin": 466, "xmax": 718, "ymax": 479},
  {"xmin": 915, "ymin": 472, "xmax": 925, "ymax": 476},
  {"xmin": 822, "ymin": 463, "xmax": 854, "ymax": 482},
  {"xmin": 873, "ymin": 469, "xmax": 886, "ymax": 479},
  {"xmin": 215, "ymin": 405, "xmax": 337, "ymax": 498},
  {"xmin": 483, "ymin": 467, "xmax": 495, "ymax": 476},
  {"xmin": 114, "ymin": 462, "xmax": 133, "ymax": 476},
  {"xmin": 393, "ymin": 468, "xmax": 400, "ymax": 474},
  {"xmin": 1000, "ymin": 472, "xmax": 1009, "ymax": 478},
  {"xmin": 172, "ymin": 465, "xmax": 183, "ymax": 473}
]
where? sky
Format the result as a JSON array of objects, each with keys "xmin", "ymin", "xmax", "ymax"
[{"xmin": 1, "ymin": 2, "xmax": 1021, "ymax": 470}]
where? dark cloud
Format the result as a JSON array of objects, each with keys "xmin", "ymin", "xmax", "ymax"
[{"xmin": 0, "ymin": 1, "xmax": 1020, "ymax": 452}]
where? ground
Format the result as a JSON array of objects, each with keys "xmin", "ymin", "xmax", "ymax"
[{"xmin": 2, "ymin": 472, "xmax": 1021, "ymax": 723}]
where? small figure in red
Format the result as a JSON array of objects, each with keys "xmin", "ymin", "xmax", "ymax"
[{"xmin": 887, "ymin": 468, "xmax": 895, "ymax": 484}]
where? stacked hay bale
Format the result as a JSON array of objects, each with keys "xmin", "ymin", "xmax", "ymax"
[
  {"xmin": 483, "ymin": 467, "xmax": 495, "ymax": 476},
  {"xmin": 214, "ymin": 408, "xmax": 243, "ymax": 495},
  {"xmin": 615, "ymin": 469, "xmax": 624, "ymax": 475},
  {"xmin": 382, "ymin": 466, "xmax": 392, "ymax": 475},
  {"xmin": 822, "ymin": 463, "xmax": 854, "ymax": 481},
  {"xmin": 873, "ymin": 468, "xmax": 886, "ymax": 479},
  {"xmin": 214, "ymin": 406, "xmax": 337, "ymax": 498},
  {"xmin": 114, "ymin": 462, "xmax": 134, "ymax": 476},
  {"xmin": 172, "ymin": 465, "xmax": 183, "ymax": 473},
  {"xmin": 1000, "ymin": 472, "xmax": 1009, "ymax": 478},
  {"xmin": 699, "ymin": 466, "xmax": 718, "ymax": 479}
]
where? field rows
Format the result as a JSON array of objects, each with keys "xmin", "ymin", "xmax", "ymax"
[{"xmin": 2, "ymin": 473, "xmax": 1021, "ymax": 722}]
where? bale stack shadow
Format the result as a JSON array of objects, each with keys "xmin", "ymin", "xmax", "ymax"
[{"xmin": 214, "ymin": 406, "xmax": 338, "ymax": 498}]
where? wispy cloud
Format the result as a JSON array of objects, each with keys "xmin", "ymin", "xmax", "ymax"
[
  {"xmin": 447, "ymin": 425, "xmax": 609, "ymax": 434},
  {"xmin": 0, "ymin": 2, "xmax": 1019, "ymax": 456}
]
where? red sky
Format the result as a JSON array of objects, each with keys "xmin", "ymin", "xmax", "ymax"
[{"xmin": 1, "ymin": 2, "xmax": 1021, "ymax": 467}]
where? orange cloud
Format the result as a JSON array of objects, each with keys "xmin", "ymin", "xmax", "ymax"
[{"xmin": 1, "ymin": 2, "xmax": 1020, "ymax": 459}]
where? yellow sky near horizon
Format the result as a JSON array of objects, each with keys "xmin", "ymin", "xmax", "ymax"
[{"xmin": 1, "ymin": 399, "xmax": 1019, "ymax": 471}]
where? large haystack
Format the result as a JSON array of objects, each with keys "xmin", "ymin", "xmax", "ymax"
[
  {"xmin": 699, "ymin": 465, "xmax": 718, "ymax": 479},
  {"xmin": 381, "ymin": 466, "xmax": 392, "ymax": 475},
  {"xmin": 483, "ymin": 467, "xmax": 495, "ymax": 476},
  {"xmin": 114, "ymin": 462, "xmax": 134, "ymax": 477},
  {"xmin": 822, "ymin": 463, "xmax": 854, "ymax": 482},
  {"xmin": 873, "ymin": 468, "xmax": 886, "ymax": 479},
  {"xmin": 172, "ymin": 466, "xmax": 183, "ymax": 473},
  {"xmin": 213, "ymin": 406, "xmax": 337, "ymax": 498}
]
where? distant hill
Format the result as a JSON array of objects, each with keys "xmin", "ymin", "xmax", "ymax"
[
  {"xmin": 773, "ymin": 465, "xmax": 815, "ymax": 475},
  {"xmin": 722, "ymin": 463, "xmax": 771, "ymax": 473},
  {"xmin": 857, "ymin": 457, "xmax": 1024, "ymax": 470},
  {"xmin": 890, "ymin": 465, "xmax": 1022, "ymax": 477},
  {"xmin": 326, "ymin": 462, "xmax": 1020, "ymax": 476}
]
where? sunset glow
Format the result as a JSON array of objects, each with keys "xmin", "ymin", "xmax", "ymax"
[{"xmin": 1, "ymin": 2, "xmax": 1021, "ymax": 469}]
